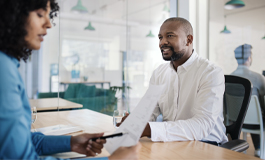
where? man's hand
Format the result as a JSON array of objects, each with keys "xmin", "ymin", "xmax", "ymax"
[
  {"xmin": 109, "ymin": 143, "xmax": 141, "ymax": 160},
  {"xmin": 141, "ymin": 123, "xmax": 151, "ymax": 137},
  {"xmin": 116, "ymin": 113, "xmax": 151, "ymax": 137},
  {"xmin": 71, "ymin": 133, "xmax": 106, "ymax": 157},
  {"xmin": 116, "ymin": 112, "xmax": 129, "ymax": 127}
]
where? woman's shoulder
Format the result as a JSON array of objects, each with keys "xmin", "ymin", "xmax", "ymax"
[{"xmin": 0, "ymin": 51, "xmax": 19, "ymax": 67}]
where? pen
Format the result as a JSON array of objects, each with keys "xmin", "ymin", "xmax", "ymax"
[{"xmin": 91, "ymin": 132, "xmax": 128, "ymax": 141}]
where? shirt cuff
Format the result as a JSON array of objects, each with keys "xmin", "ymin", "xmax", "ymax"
[
  {"xmin": 42, "ymin": 135, "xmax": 72, "ymax": 155},
  {"xmin": 149, "ymin": 122, "xmax": 167, "ymax": 142}
]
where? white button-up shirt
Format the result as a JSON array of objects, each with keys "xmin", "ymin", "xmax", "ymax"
[{"xmin": 149, "ymin": 51, "xmax": 228, "ymax": 144}]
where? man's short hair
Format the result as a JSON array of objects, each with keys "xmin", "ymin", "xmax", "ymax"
[
  {"xmin": 234, "ymin": 44, "xmax": 252, "ymax": 65},
  {"xmin": 163, "ymin": 17, "xmax": 193, "ymax": 36}
]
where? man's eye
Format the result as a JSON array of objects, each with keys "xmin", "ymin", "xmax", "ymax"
[
  {"xmin": 158, "ymin": 37, "xmax": 162, "ymax": 40},
  {"xmin": 37, "ymin": 13, "xmax": 43, "ymax": 18},
  {"xmin": 168, "ymin": 35, "xmax": 173, "ymax": 37}
]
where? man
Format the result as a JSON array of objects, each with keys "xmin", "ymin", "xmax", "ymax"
[
  {"xmin": 231, "ymin": 44, "xmax": 265, "ymax": 157},
  {"xmin": 122, "ymin": 17, "xmax": 228, "ymax": 145}
]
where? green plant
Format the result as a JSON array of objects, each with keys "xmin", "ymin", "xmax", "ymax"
[
  {"xmin": 100, "ymin": 86, "xmax": 131, "ymax": 115},
  {"xmin": 109, "ymin": 86, "xmax": 131, "ymax": 93}
]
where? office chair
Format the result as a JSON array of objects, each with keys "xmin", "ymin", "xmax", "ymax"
[
  {"xmin": 242, "ymin": 95, "xmax": 264, "ymax": 158},
  {"xmin": 219, "ymin": 75, "xmax": 252, "ymax": 152}
]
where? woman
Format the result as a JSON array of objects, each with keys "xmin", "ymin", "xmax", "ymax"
[{"xmin": 0, "ymin": 0, "xmax": 140, "ymax": 159}]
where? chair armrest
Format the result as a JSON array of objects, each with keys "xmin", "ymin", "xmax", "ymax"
[{"xmin": 219, "ymin": 139, "xmax": 249, "ymax": 152}]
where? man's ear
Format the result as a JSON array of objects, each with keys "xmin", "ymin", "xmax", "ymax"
[
  {"xmin": 248, "ymin": 56, "xmax": 252, "ymax": 64},
  {"xmin": 186, "ymin": 35, "xmax": 193, "ymax": 46}
]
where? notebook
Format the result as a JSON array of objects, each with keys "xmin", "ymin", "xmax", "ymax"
[{"xmin": 31, "ymin": 124, "xmax": 83, "ymax": 135}]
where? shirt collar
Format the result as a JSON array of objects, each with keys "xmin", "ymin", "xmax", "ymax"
[
  {"xmin": 237, "ymin": 65, "xmax": 249, "ymax": 69},
  {"xmin": 170, "ymin": 50, "xmax": 198, "ymax": 72}
]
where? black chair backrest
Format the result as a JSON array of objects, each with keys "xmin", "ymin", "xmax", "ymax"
[{"xmin": 224, "ymin": 75, "xmax": 252, "ymax": 140}]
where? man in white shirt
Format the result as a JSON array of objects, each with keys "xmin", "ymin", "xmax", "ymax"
[
  {"xmin": 137, "ymin": 17, "xmax": 228, "ymax": 145},
  {"xmin": 120, "ymin": 17, "xmax": 228, "ymax": 144}
]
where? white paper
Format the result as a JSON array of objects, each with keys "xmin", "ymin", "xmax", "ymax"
[
  {"xmin": 31, "ymin": 125, "xmax": 83, "ymax": 135},
  {"xmin": 104, "ymin": 84, "xmax": 165, "ymax": 154},
  {"xmin": 48, "ymin": 152, "xmax": 86, "ymax": 159}
]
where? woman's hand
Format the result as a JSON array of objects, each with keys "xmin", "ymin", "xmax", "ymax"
[{"xmin": 71, "ymin": 133, "xmax": 106, "ymax": 157}]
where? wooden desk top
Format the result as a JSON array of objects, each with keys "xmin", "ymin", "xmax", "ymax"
[
  {"xmin": 29, "ymin": 98, "xmax": 83, "ymax": 111},
  {"xmin": 32, "ymin": 109, "xmax": 259, "ymax": 160}
]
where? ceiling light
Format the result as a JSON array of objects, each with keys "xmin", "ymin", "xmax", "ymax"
[
  {"xmin": 220, "ymin": 16, "xmax": 231, "ymax": 34},
  {"xmin": 71, "ymin": 0, "xmax": 88, "ymax": 13},
  {"xmin": 224, "ymin": 0, "xmax": 245, "ymax": 10},
  {"xmin": 84, "ymin": 22, "xmax": 95, "ymax": 31},
  {"xmin": 163, "ymin": 4, "xmax": 170, "ymax": 13},
  {"xmin": 146, "ymin": 0, "xmax": 155, "ymax": 38},
  {"xmin": 146, "ymin": 30, "xmax": 155, "ymax": 37},
  {"xmin": 220, "ymin": 25, "xmax": 231, "ymax": 34}
]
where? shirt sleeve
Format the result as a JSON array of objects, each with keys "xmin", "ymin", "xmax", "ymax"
[
  {"xmin": 32, "ymin": 132, "xmax": 71, "ymax": 155},
  {"xmin": 149, "ymin": 67, "xmax": 225, "ymax": 142},
  {"xmin": 0, "ymin": 56, "xmax": 70, "ymax": 160}
]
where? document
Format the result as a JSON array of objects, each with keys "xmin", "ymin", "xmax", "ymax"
[{"xmin": 104, "ymin": 84, "xmax": 165, "ymax": 154}]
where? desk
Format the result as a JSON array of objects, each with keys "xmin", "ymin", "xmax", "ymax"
[
  {"xmin": 60, "ymin": 81, "xmax": 111, "ymax": 90},
  {"xmin": 29, "ymin": 98, "xmax": 83, "ymax": 111},
  {"xmin": 32, "ymin": 109, "xmax": 259, "ymax": 160}
]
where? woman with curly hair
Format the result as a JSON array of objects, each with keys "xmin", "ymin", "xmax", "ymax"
[{"xmin": 0, "ymin": 0, "xmax": 140, "ymax": 159}]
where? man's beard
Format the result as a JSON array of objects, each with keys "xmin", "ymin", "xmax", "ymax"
[{"xmin": 162, "ymin": 46, "xmax": 185, "ymax": 61}]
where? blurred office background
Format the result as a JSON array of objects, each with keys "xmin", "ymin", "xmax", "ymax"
[{"xmin": 19, "ymin": 0, "xmax": 265, "ymax": 112}]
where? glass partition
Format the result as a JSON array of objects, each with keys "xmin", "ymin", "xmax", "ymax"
[
  {"xmin": 56, "ymin": 0, "xmax": 170, "ymax": 115},
  {"xmin": 209, "ymin": 0, "xmax": 265, "ymax": 75},
  {"xmin": 21, "ymin": 0, "xmax": 170, "ymax": 115}
]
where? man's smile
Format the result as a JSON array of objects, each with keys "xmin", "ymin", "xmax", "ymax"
[{"xmin": 161, "ymin": 47, "xmax": 173, "ymax": 55}]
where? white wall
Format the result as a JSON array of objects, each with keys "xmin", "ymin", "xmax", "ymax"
[
  {"xmin": 209, "ymin": 0, "xmax": 265, "ymax": 74},
  {"xmin": 178, "ymin": 0, "xmax": 189, "ymax": 20},
  {"xmin": 40, "ymin": 18, "xmax": 60, "ymax": 92},
  {"xmin": 209, "ymin": 21, "xmax": 265, "ymax": 74},
  {"xmin": 189, "ymin": 0, "xmax": 209, "ymax": 59},
  {"xmin": 172, "ymin": 0, "xmax": 209, "ymax": 59}
]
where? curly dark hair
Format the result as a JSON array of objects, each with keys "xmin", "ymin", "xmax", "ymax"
[{"xmin": 0, "ymin": 0, "xmax": 59, "ymax": 61}]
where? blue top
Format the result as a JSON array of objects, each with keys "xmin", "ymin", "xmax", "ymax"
[{"xmin": 0, "ymin": 51, "xmax": 108, "ymax": 160}]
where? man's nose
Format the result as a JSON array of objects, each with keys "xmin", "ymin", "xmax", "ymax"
[{"xmin": 160, "ymin": 38, "xmax": 169, "ymax": 47}]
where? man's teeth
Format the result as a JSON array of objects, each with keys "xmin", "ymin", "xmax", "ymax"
[{"xmin": 163, "ymin": 48, "xmax": 170, "ymax": 51}]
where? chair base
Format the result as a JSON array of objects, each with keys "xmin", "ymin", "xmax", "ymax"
[{"xmin": 219, "ymin": 139, "xmax": 249, "ymax": 152}]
